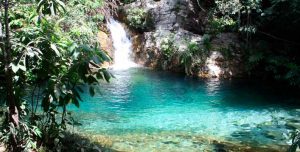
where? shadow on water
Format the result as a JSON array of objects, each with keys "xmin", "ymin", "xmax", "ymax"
[
  {"xmin": 203, "ymin": 78, "xmax": 300, "ymax": 110},
  {"xmin": 156, "ymin": 71, "xmax": 300, "ymax": 110}
]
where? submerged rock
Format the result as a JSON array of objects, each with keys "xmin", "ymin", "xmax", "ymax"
[
  {"xmin": 213, "ymin": 142, "xmax": 227, "ymax": 152},
  {"xmin": 264, "ymin": 131, "xmax": 285, "ymax": 140},
  {"xmin": 69, "ymin": 131, "xmax": 288, "ymax": 152},
  {"xmin": 285, "ymin": 122, "xmax": 300, "ymax": 130}
]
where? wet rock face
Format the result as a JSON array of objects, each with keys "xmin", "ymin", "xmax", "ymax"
[
  {"xmin": 98, "ymin": 31, "xmax": 113, "ymax": 58},
  {"xmin": 98, "ymin": 30, "xmax": 113, "ymax": 68},
  {"xmin": 124, "ymin": 0, "xmax": 203, "ymax": 33},
  {"xmin": 124, "ymin": 0, "xmax": 244, "ymax": 78},
  {"xmin": 158, "ymin": 0, "xmax": 204, "ymax": 34}
]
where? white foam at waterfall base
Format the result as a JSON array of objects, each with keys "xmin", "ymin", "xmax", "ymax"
[{"xmin": 107, "ymin": 18, "xmax": 137, "ymax": 70}]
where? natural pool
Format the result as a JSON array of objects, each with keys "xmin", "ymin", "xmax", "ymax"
[{"xmin": 69, "ymin": 68, "xmax": 300, "ymax": 151}]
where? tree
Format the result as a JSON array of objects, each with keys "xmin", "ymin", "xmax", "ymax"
[
  {"xmin": 1, "ymin": 0, "xmax": 19, "ymax": 149},
  {"xmin": 0, "ymin": 0, "xmax": 114, "ymax": 151}
]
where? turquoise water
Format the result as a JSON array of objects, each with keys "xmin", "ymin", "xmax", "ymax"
[{"xmin": 69, "ymin": 68, "xmax": 300, "ymax": 150}]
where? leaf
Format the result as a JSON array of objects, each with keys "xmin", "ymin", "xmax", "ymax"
[
  {"xmin": 37, "ymin": 0, "xmax": 47, "ymax": 13},
  {"xmin": 19, "ymin": 64, "xmax": 26, "ymax": 72},
  {"xmin": 73, "ymin": 89, "xmax": 82, "ymax": 101},
  {"xmin": 76, "ymin": 86, "xmax": 84, "ymax": 93},
  {"xmin": 89, "ymin": 86, "xmax": 95, "ymax": 97},
  {"xmin": 102, "ymin": 70, "xmax": 112, "ymax": 82},
  {"xmin": 32, "ymin": 126, "xmax": 42, "ymax": 138},
  {"xmin": 27, "ymin": 49, "xmax": 35, "ymax": 57},
  {"xmin": 97, "ymin": 50, "xmax": 111, "ymax": 62},
  {"xmin": 72, "ymin": 98, "xmax": 80, "ymax": 108},
  {"xmin": 51, "ymin": 43, "xmax": 61, "ymax": 56},
  {"xmin": 68, "ymin": 43, "xmax": 78, "ymax": 52},
  {"xmin": 87, "ymin": 75, "xmax": 98, "ymax": 84},
  {"xmin": 89, "ymin": 61, "xmax": 101, "ymax": 69},
  {"xmin": 50, "ymin": 2, "xmax": 56, "ymax": 16},
  {"xmin": 55, "ymin": 0, "xmax": 66, "ymax": 9},
  {"xmin": 11, "ymin": 64, "xmax": 19, "ymax": 73}
]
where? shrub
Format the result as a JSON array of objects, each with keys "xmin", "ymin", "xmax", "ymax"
[
  {"xmin": 126, "ymin": 8, "xmax": 153, "ymax": 31},
  {"xmin": 180, "ymin": 41, "xmax": 210, "ymax": 75},
  {"xmin": 160, "ymin": 36, "xmax": 178, "ymax": 59},
  {"xmin": 208, "ymin": 16, "xmax": 237, "ymax": 34}
]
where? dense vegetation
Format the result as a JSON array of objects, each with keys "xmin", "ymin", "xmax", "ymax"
[
  {"xmin": 0, "ymin": 0, "xmax": 300, "ymax": 151},
  {"xmin": 0, "ymin": 0, "xmax": 117, "ymax": 151},
  {"xmin": 201, "ymin": 0, "xmax": 300, "ymax": 87}
]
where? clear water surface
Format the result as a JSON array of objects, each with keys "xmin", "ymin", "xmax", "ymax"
[{"xmin": 69, "ymin": 68, "xmax": 300, "ymax": 151}]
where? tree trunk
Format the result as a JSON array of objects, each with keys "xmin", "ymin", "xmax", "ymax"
[
  {"xmin": 3, "ymin": 1, "xmax": 19, "ymax": 150},
  {"xmin": 4, "ymin": 0, "xmax": 18, "ymax": 125}
]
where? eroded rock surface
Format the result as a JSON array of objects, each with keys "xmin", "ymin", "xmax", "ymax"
[{"xmin": 98, "ymin": 30, "xmax": 113, "ymax": 58}]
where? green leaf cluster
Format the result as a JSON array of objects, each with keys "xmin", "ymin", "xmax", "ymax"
[
  {"xmin": 160, "ymin": 35, "xmax": 178, "ymax": 59},
  {"xmin": 180, "ymin": 39, "xmax": 210, "ymax": 75},
  {"xmin": 126, "ymin": 8, "xmax": 153, "ymax": 31}
]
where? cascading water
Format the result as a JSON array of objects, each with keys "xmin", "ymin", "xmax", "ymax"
[{"xmin": 107, "ymin": 18, "xmax": 137, "ymax": 70}]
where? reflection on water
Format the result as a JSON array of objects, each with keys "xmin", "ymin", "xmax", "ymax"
[
  {"xmin": 69, "ymin": 68, "xmax": 300, "ymax": 151},
  {"xmin": 205, "ymin": 78, "xmax": 221, "ymax": 95}
]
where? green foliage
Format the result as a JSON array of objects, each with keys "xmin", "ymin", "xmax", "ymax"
[
  {"xmin": 208, "ymin": 16, "xmax": 237, "ymax": 34},
  {"xmin": 0, "ymin": 0, "xmax": 112, "ymax": 151},
  {"xmin": 1, "ymin": 102, "xmax": 42, "ymax": 151},
  {"xmin": 126, "ymin": 8, "xmax": 153, "ymax": 31},
  {"xmin": 256, "ymin": 0, "xmax": 300, "ymax": 87},
  {"xmin": 37, "ymin": 0, "xmax": 66, "ymax": 16},
  {"xmin": 59, "ymin": 0, "xmax": 105, "ymax": 45},
  {"xmin": 180, "ymin": 41, "xmax": 210, "ymax": 75},
  {"xmin": 180, "ymin": 42, "xmax": 198, "ymax": 75},
  {"xmin": 245, "ymin": 43, "xmax": 300, "ymax": 86},
  {"xmin": 206, "ymin": 0, "xmax": 300, "ymax": 87},
  {"xmin": 208, "ymin": 0, "xmax": 261, "ymax": 37},
  {"xmin": 160, "ymin": 35, "xmax": 178, "ymax": 59},
  {"xmin": 202, "ymin": 34, "xmax": 212, "ymax": 51}
]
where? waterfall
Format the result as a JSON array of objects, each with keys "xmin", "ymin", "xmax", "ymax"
[{"xmin": 107, "ymin": 18, "xmax": 137, "ymax": 70}]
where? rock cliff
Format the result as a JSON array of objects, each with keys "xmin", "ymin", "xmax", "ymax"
[{"xmin": 120, "ymin": 0, "xmax": 245, "ymax": 78}]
